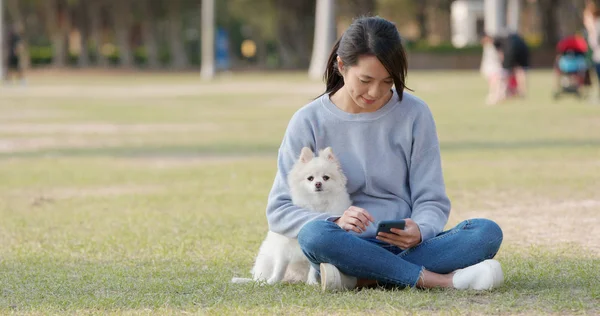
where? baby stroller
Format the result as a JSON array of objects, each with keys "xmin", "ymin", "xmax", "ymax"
[{"xmin": 553, "ymin": 35, "xmax": 591, "ymax": 99}]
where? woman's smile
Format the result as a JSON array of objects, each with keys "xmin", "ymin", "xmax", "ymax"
[{"xmin": 361, "ymin": 96, "xmax": 376, "ymax": 105}]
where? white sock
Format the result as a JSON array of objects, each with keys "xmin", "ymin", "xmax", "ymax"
[{"xmin": 452, "ymin": 259, "xmax": 504, "ymax": 290}]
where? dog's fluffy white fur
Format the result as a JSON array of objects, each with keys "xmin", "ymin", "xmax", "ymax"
[{"xmin": 232, "ymin": 147, "xmax": 351, "ymax": 285}]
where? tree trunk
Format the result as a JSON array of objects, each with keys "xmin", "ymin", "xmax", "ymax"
[
  {"xmin": 44, "ymin": 0, "xmax": 68, "ymax": 68},
  {"xmin": 200, "ymin": 0, "xmax": 215, "ymax": 79},
  {"xmin": 139, "ymin": 0, "xmax": 160, "ymax": 69},
  {"xmin": 415, "ymin": 0, "xmax": 428, "ymax": 40},
  {"xmin": 0, "ymin": 0, "xmax": 4, "ymax": 78},
  {"xmin": 539, "ymin": 0, "xmax": 559, "ymax": 48},
  {"xmin": 113, "ymin": 0, "xmax": 133, "ymax": 68},
  {"xmin": 168, "ymin": 0, "xmax": 188, "ymax": 69},
  {"xmin": 435, "ymin": 0, "xmax": 453, "ymax": 43},
  {"xmin": 275, "ymin": 1, "xmax": 295, "ymax": 69},
  {"xmin": 275, "ymin": 0, "xmax": 314, "ymax": 69},
  {"xmin": 351, "ymin": 0, "xmax": 376, "ymax": 16},
  {"xmin": 308, "ymin": 0, "xmax": 336, "ymax": 80},
  {"xmin": 88, "ymin": 0, "xmax": 108, "ymax": 67},
  {"xmin": 254, "ymin": 36, "xmax": 268, "ymax": 68},
  {"xmin": 76, "ymin": 0, "xmax": 90, "ymax": 67}
]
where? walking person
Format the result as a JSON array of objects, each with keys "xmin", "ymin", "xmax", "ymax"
[{"xmin": 3, "ymin": 24, "xmax": 26, "ymax": 85}]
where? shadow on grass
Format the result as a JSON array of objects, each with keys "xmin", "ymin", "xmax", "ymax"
[
  {"xmin": 0, "ymin": 250, "xmax": 598, "ymax": 313},
  {"xmin": 1, "ymin": 139, "xmax": 600, "ymax": 160}
]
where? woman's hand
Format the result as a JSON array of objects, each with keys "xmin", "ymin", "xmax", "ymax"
[
  {"xmin": 334, "ymin": 206, "xmax": 375, "ymax": 234},
  {"xmin": 376, "ymin": 218, "xmax": 422, "ymax": 249}
]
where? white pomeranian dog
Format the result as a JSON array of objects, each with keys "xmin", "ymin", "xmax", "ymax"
[{"xmin": 232, "ymin": 147, "xmax": 351, "ymax": 285}]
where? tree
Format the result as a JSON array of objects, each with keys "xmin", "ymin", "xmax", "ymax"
[
  {"xmin": 75, "ymin": 0, "xmax": 90, "ymax": 67},
  {"xmin": 308, "ymin": 0, "xmax": 335, "ymax": 80},
  {"xmin": 0, "ymin": 0, "xmax": 4, "ymax": 78},
  {"xmin": 432, "ymin": 0, "xmax": 453, "ymax": 43},
  {"xmin": 43, "ymin": 0, "xmax": 69, "ymax": 67},
  {"xmin": 168, "ymin": 0, "xmax": 188, "ymax": 69},
  {"xmin": 201, "ymin": 0, "xmax": 215, "ymax": 80},
  {"xmin": 113, "ymin": 0, "xmax": 133, "ymax": 67},
  {"xmin": 351, "ymin": 0, "xmax": 376, "ymax": 16},
  {"xmin": 138, "ymin": 0, "xmax": 160, "ymax": 69},
  {"xmin": 415, "ymin": 0, "xmax": 428, "ymax": 40},
  {"xmin": 538, "ymin": 0, "xmax": 559, "ymax": 48},
  {"xmin": 227, "ymin": 0, "xmax": 278, "ymax": 67},
  {"xmin": 275, "ymin": 0, "xmax": 315, "ymax": 69},
  {"xmin": 87, "ymin": 0, "xmax": 108, "ymax": 67}
]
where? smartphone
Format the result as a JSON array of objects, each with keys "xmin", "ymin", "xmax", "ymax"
[{"xmin": 376, "ymin": 220, "xmax": 406, "ymax": 235}]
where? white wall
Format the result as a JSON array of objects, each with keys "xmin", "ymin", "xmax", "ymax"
[{"xmin": 451, "ymin": 0, "xmax": 484, "ymax": 47}]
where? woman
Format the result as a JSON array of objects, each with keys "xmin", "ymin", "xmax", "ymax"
[{"xmin": 265, "ymin": 16, "xmax": 503, "ymax": 291}]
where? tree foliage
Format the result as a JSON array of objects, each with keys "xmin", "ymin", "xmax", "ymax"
[{"xmin": 1, "ymin": 0, "xmax": 589, "ymax": 69}]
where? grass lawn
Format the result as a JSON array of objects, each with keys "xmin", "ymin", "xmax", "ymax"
[{"xmin": 0, "ymin": 70, "xmax": 599, "ymax": 315}]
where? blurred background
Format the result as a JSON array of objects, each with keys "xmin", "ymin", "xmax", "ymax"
[{"xmin": 0, "ymin": 0, "xmax": 595, "ymax": 76}]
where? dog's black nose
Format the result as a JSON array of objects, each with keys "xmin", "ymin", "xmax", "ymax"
[{"xmin": 315, "ymin": 182, "xmax": 322, "ymax": 188}]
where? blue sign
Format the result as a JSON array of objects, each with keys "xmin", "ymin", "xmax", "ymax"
[{"xmin": 216, "ymin": 28, "xmax": 230, "ymax": 70}]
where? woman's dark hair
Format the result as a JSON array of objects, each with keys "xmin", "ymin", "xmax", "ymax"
[{"xmin": 322, "ymin": 16, "xmax": 409, "ymax": 101}]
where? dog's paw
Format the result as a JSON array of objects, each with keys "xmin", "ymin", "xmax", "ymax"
[{"xmin": 306, "ymin": 278, "xmax": 319, "ymax": 286}]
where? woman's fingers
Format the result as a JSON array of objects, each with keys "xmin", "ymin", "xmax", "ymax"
[
  {"xmin": 337, "ymin": 206, "xmax": 377, "ymax": 234},
  {"xmin": 377, "ymin": 232, "xmax": 400, "ymax": 241},
  {"xmin": 376, "ymin": 235, "xmax": 397, "ymax": 247},
  {"xmin": 339, "ymin": 216, "xmax": 367, "ymax": 233},
  {"xmin": 342, "ymin": 222, "xmax": 362, "ymax": 234},
  {"xmin": 339, "ymin": 217, "xmax": 365, "ymax": 232},
  {"xmin": 349, "ymin": 206, "xmax": 375, "ymax": 223},
  {"xmin": 347, "ymin": 216, "xmax": 366, "ymax": 231},
  {"xmin": 376, "ymin": 221, "xmax": 422, "ymax": 248},
  {"xmin": 363, "ymin": 209, "xmax": 376, "ymax": 223},
  {"xmin": 345, "ymin": 208, "xmax": 373, "ymax": 228},
  {"xmin": 376, "ymin": 233, "xmax": 406, "ymax": 248}
]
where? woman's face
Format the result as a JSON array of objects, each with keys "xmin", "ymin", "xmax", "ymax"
[{"xmin": 338, "ymin": 55, "xmax": 394, "ymax": 113}]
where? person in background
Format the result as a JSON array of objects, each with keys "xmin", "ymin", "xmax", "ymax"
[
  {"xmin": 583, "ymin": 0, "xmax": 600, "ymax": 101},
  {"xmin": 3, "ymin": 24, "xmax": 26, "ymax": 85},
  {"xmin": 480, "ymin": 35, "xmax": 505, "ymax": 105},
  {"xmin": 492, "ymin": 33, "xmax": 530, "ymax": 99}
]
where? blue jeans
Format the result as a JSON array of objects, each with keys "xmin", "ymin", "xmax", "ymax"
[{"xmin": 298, "ymin": 218, "xmax": 503, "ymax": 288}]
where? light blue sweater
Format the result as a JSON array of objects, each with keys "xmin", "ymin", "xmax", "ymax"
[{"xmin": 266, "ymin": 90, "xmax": 451, "ymax": 242}]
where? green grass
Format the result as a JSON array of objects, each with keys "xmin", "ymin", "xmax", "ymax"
[{"xmin": 0, "ymin": 70, "xmax": 599, "ymax": 315}]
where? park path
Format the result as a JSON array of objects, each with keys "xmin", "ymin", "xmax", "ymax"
[
  {"xmin": 0, "ymin": 83, "xmax": 322, "ymax": 98},
  {"xmin": 455, "ymin": 199, "xmax": 600, "ymax": 256},
  {"xmin": 0, "ymin": 70, "xmax": 323, "ymax": 99}
]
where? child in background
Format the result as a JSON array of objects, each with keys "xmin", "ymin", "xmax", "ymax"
[{"xmin": 480, "ymin": 35, "xmax": 504, "ymax": 105}]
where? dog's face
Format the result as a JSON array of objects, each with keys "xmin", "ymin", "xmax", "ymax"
[{"xmin": 288, "ymin": 147, "xmax": 347, "ymax": 195}]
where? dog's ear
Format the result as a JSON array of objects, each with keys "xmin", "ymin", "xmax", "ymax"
[
  {"xmin": 321, "ymin": 147, "xmax": 337, "ymax": 162},
  {"xmin": 299, "ymin": 147, "xmax": 314, "ymax": 163}
]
